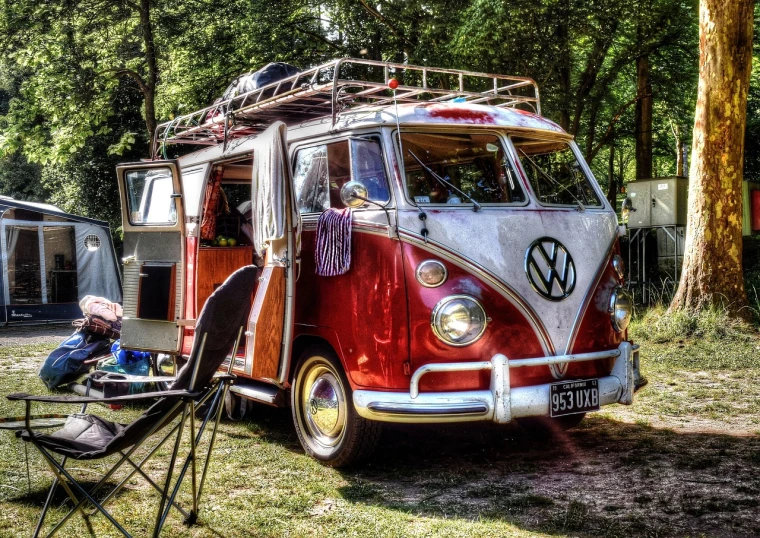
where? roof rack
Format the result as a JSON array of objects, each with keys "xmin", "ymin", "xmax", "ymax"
[{"xmin": 153, "ymin": 58, "xmax": 541, "ymax": 157}]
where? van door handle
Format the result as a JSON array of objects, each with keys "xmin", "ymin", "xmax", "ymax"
[
  {"xmin": 122, "ymin": 255, "xmax": 136, "ymax": 265},
  {"xmin": 139, "ymin": 273, "xmax": 149, "ymax": 277}
]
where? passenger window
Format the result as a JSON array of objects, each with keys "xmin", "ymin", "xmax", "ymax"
[
  {"xmin": 125, "ymin": 168, "xmax": 178, "ymax": 225},
  {"xmin": 294, "ymin": 137, "xmax": 390, "ymax": 214}
]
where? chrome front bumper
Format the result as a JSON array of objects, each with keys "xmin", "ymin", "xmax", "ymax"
[{"xmin": 354, "ymin": 342, "xmax": 641, "ymax": 424}]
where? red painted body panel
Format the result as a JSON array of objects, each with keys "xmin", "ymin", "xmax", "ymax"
[
  {"xmin": 566, "ymin": 248, "xmax": 626, "ymax": 378},
  {"xmin": 294, "ymin": 226, "xmax": 410, "ymax": 389},
  {"xmin": 182, "ymin": 236, "xmax": 197, "ymax": 356},
  {"xmin": 401, "ymin": 242, "xmax": 615, "ymax": 393}
]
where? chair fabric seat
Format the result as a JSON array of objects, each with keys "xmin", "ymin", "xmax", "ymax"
[{"xmin": 21, "ymin": 413, "xmax": 126, "ymax": 460}]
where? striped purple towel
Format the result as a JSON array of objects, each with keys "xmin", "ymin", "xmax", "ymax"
[{"xmin": 315, "ymin": 208, "xmax": 352, "ymax": 276}]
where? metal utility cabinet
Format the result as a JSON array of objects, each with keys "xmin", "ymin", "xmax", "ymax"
[
  {"xmin": 625, "ymin": 177, "xmax": 688, "ymax": 304},
  {"xmin": 626, "ymin": 177, "xmax": 688, "ymax": 228}
]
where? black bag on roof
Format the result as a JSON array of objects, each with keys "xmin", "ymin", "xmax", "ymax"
[{"xmin": 221, "ymin": 62, "xmax": 300, "ymax": 101}]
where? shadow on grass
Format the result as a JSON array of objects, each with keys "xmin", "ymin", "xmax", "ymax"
[
  {"xmin": 5, "ymin": 407, "xmax": 759, "ymax": 537},
  {"xmin": 335, "ymin": 417, "xmax": 760, "ymax": 537}
]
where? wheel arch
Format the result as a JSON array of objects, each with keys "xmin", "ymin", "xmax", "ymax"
[{"xmin": 289, "ymin": 333, "xmax": 341, "ymax": 383}]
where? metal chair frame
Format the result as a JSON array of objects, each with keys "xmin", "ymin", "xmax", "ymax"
[{"xmin": 9, "ymin": 328, "xmax": 243, "ymax": 538}]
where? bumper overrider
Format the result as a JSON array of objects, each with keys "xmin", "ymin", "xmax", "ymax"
[{"xmin": 354, "ymin": 342, "xmax": 643, "ymax": 423}]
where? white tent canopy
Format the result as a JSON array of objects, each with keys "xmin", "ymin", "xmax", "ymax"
[{"xmin": 0, "ymin": 199, "xmax": 121, "ymax": 324}]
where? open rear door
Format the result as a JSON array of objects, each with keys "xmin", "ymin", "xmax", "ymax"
[
  {"xmin": 240, "ymin": 122, "xmax": 298, "ymax": 385},
  {"xmin": 116, "ymin": 161, "xmax": 185, "ymax": 354}
]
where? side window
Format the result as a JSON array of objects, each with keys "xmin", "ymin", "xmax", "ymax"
[
  {"xmin": 350, "ymin": 138, "xmax": 390, "ymax": 203},
  {"xmin": 294, "ymin": 137, "xmax": 390, "ymax": 214},
  {"xmin": 294, "ymin": 145, "xmax": 329, "ymax": 213}
]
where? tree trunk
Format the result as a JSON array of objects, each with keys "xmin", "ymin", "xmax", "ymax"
[
  {"xmin": 556, "ymin": 0, "xmax": 571, "ymax": 131},
  {"xmin": 634, "ymin": 54, "xmax": 653, "ymax": 179},
  {"xmin": 670, "ymin": 0, "xmax": 754, "ymax": 314},
  {"xmin": 140, "ymin": 0, "xmax": 158, "ymax": 150},
  {"xmin": 607, "ymin": 141, "xmax": 617, "ymax": 208},
  {"xmin": 676, "ymin": 137, "xmax": 685, "ymax": 176}
]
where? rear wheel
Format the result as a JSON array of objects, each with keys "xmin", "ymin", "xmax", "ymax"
[{"xmin": 291, "ymin": 346, "xmax": 381, "ymax": 467}]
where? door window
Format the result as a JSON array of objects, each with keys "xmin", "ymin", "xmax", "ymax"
[
  {"xmin": 125, "ymin": 168, "xmax": 178, "ymax": 224},
  {"xmin": 294, "ymin": 137, "xmax": 390, "ymax": 213}
]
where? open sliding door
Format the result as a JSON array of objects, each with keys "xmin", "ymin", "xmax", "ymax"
[
  {"xmin": 241, "ymin": 122, "xmax": 298, "ymax": 385},
  {"xmin": 116, "ymin": 161, "xmax": 185, "ymax": 354}
]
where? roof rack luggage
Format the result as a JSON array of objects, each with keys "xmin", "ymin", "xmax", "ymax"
[{"xmin": 154, "ymin": 58, "xmax": 541, "ymax": 157}]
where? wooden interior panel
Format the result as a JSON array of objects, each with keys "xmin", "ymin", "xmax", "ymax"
[
  {"xmin": 248, "ymin": 266, "xmax": 286, "ymax": 380},
  {"xmin": 196, "ymin": 247, "xmax": 253, "ymax": 312}
]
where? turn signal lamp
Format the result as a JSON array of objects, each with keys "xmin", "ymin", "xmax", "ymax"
[{"xmin": 416, "ymin": 260, "xmax": 448, "ymax": 288}]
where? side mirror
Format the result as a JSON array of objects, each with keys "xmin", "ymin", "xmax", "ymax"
[{"xmin": 340, "ymin": 181, "xmax": 369, "ymax": 208}]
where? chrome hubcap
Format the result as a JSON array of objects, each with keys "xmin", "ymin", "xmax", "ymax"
[{"xmin": 300, "ymin": 363, "xmax": 346, "ymax": 449}]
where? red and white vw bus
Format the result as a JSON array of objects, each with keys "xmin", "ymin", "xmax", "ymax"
[{"xmin": 116, "ymin": 59, "xmax": 644, "ymax": 467}]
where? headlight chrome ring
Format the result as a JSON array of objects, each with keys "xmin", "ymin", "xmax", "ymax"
[
  {"xmin": 431, "ymin": 295, "xmax": 488, "ymax": 346},
  {"xmin": 609, "ymin": 286, "xmax": 632, "ymax": 332}
]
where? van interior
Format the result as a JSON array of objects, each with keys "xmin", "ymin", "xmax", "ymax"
[{"xmin": 195, "ymin": 156, "xmax": 260, "ymax": 314}]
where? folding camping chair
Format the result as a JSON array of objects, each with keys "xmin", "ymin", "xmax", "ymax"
[{"xmin": 7, "ymin": 265, "xmax": 259, "ymax": 538}]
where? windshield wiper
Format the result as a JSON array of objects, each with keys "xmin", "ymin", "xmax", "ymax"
[
  {"xmin": 407, "ymin": 150, "xmax": 481, "ymax": 212},
  {"xmin": 518, "ymin": 149, "xmax": 585, "ymax": 212}
]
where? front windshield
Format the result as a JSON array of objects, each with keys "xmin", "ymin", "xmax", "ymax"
[
  {"xmin": 512, "ymin": 137, "xmax": 602, "ymax": 207},
  {"xmin": 401, "ymin": 132, "xmax": 526, "ymax": 205}
]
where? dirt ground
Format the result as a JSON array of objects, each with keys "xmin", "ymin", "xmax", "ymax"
[
  {"xmin": 0, "ymin": 324, "xmax": 72, "ymax": 347},
  {"xmin": 1, "ymin": 325, "xmax": 758, "ymax": 537}
]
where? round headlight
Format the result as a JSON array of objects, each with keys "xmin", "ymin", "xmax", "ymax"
[
  {"xmin": 416, "ymin": 260, "xmax": 447, "ymax": 287},
  {"xmin": 609, "ymin": 287, "xmax": 632, "ymax": 332},
  {"xmin": 431, "ymin": 295, "xmax": 487, "ymax": 346},
  {"xmin": 612, "ymin": 254, "xmax": 625, "ymax": 281}
]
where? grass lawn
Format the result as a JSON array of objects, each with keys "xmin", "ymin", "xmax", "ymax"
[{"xmin": 0, "ymin": 318, "xmax": 759, "ymax": 538}]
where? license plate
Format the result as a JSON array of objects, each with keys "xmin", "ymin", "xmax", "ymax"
[{"xmin": 550, "ymin": 379, "xmax": 600, "ymax": 417}]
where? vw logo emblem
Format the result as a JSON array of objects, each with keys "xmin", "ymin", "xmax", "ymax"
[{"xmin": 525, "ymin": 237, "xmax": 576, "ymax": 301}]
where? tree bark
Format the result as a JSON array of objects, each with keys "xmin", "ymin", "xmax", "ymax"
[
  {"xmin": 556, "ymin": 0, "xmax": 571, "ymax": 131},
  {"xmin": 607, "ymin": 140, "xmax": 617, "ymax": 208},
  {"xmin": 670, "ymin": 0, "xmax": 754, "ymax": 314},
  {"xmin": 139, "ymin": 0, "xmax": 158, "ymax": 150},
  {"xmin": 634, "ymin": 54, "xmax": 653, "ymax": 179},
  {"xmin": 673, "ymin": 122, "xmax": 685, "ymax": 176}
]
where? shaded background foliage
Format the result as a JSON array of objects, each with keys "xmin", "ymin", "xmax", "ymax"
[{"xmin": 0, "ymin": 0, "xmax": 751, "ymax": 231}]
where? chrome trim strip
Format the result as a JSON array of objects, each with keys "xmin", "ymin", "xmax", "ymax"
[{"xmin": 366, "ymin": 402, "xmax": 489, "ymax": 416}]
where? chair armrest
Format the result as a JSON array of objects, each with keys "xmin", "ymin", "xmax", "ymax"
[
  {"xmin": 87, "ymin": 372, "xmax": 177, "ymax": 384},
  {"xmin": 7, "ymin": 390, "xmax": 201, "ymax": 405}
]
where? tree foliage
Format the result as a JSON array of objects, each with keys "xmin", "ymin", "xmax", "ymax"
[{"xmin": 0, "ymin": 0, "xmax": 747, "ymax": 240}]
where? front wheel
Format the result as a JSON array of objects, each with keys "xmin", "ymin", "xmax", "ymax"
[{"xmin": 291, "ymin": 346, "xmax": 381, "ymax": 467}]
